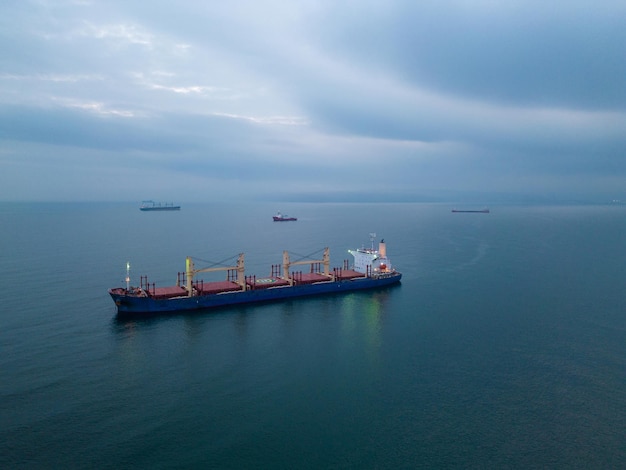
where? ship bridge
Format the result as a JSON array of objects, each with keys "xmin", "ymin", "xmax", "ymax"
[{"xmin": 348, "ymin": 235, "xmax": 392, "ymax": 276}]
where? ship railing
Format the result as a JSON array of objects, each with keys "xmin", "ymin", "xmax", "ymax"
[
  {"xmin": 140, "ymin": 275, "xmax": 156, "ymax": 296},
  {"xmin": 245, "ymin": 275, "xmax": 257, "ymax": 290},
  {"xmin": 271, "ymin": 264, "xmax": 281, "ymax": 278}
]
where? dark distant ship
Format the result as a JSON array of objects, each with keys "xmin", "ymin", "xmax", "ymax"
[
  {"xmin": 273, "ymin": 211, "xmax": 297, "ymax": 221},
  {"xmin": 140, "ymin": 200, "xmax": 181, "ymax": 211},
  {"xmin": 452, "ymin": 208, "xmax": 490, "ymax": 213},
  {"xmin": 109, "ymin": 235, "xmax": 401, "ymax": 314}
]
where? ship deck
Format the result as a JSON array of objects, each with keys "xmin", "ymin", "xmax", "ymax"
[
  {"xmin": 149, "ymin": 286, "xmax": 187, "ymax": 299},
  {"xmin": 195, "ymin": 280, "xmax": 242, "ymax": 295},
  {"xmin": 334, "ymin": 269, "xmax": 367, "ymax": 280},
  {"xmin": 116, "ymin": 268, "xmax": 371, "ymax": 300},
  {"xmin": 291, "ymin": 272, "xmax": 332, "ymax": 284},
  {"xmin": 245, "ymin": 277, "xmax": 291, "ymax": 289}
]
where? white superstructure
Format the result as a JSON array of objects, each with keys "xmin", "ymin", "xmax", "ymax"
[{"xmin": 348, "ymin": 234, "xmax": 393, "ymax": 276}]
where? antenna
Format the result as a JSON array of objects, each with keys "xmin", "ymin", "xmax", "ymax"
[
  {"xmin": 125, "ymin": 261, "xmax": 131, "ymax": 290},
  {"xmin": 369, "ymin": 232, "xmax": 376, "ymax": 250}
]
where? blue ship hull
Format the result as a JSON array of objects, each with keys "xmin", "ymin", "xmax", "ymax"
[{"xmin": 110, "ymin": 273, "xmax": 401, "ymax": 315}]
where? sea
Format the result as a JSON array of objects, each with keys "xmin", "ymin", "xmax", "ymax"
[{"xmin": 1, "ymin": 202, "xmax": 624, "ymax": 469}]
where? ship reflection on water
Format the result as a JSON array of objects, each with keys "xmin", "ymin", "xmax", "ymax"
[{"xmin": 111, "ymin": 284, "xmax": 400, "ymax": 354}]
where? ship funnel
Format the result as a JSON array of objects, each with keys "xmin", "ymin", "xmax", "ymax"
[{"xmin": 378, "ymin": 241, "xmax": 386, "ymax": 257}]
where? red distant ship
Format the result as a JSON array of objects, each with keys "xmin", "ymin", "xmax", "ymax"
[{"xmin": 273, "ymin": 211, "xmax": 297, "ymax": 221}]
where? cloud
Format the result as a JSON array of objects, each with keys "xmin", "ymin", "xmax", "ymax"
[
  {"xmin": 0, "ymin": 0, "xmax": 625, "ymax": 202},
  {"xmin": 78, "ymin": 22, "xmax": 153, "ymax": 46},
  {"xmin": 311, "ymin": 1, "xmax": 626, "ymax": 110}
]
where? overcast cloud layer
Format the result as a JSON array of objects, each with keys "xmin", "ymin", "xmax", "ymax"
[{"xmin": 1, "ymin": 0, "xmax": 625, "ymax": 203}]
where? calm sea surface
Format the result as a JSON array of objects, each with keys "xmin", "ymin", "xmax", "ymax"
[{"xmin": 1, "ymin": 202, "xmax": 625, "ymax": 468}]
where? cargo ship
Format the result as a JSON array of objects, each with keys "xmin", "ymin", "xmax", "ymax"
[
  {"xmin": 140, "ymin": 200, "xmax": 181, "ymax": 211},
  {"xmin": 451, "ymin": 208, "xmax": 490, "ymax": 213},
  {"xmin": 273, "ymin": 211, "xmax": 297, "ymax": 221},
  {"xmin": 109, "ymin": 235, "xmax": 401, "ymax": 314}
]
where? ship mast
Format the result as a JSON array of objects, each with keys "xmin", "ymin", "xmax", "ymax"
[
  {"xmin": 282, "ymin": 247, "xmax": 330, "ymax": 285},
  {"xmin": 125, "ymin": 261, "xmax": 130, "ymax": 291},
  {"xmin": 369, "ymin": 233, "xmax": 376, "ymax": 251}
]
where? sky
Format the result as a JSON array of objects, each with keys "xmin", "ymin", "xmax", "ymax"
[{"xmin": 1, "ymin": 0, "xmax": 625, "ymax": 203}]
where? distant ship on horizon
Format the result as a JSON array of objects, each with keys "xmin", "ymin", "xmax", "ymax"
[
  {"xmin": 451, "ymin": 208, "xmax": 490, "ymax": 213},
  {"xmin": 140, "ymin": 200, "xmax": 181, "ymax": 211},
  {"xmin": 273, "ymin": 211, "xmax": 297, "ymax": 221}
]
